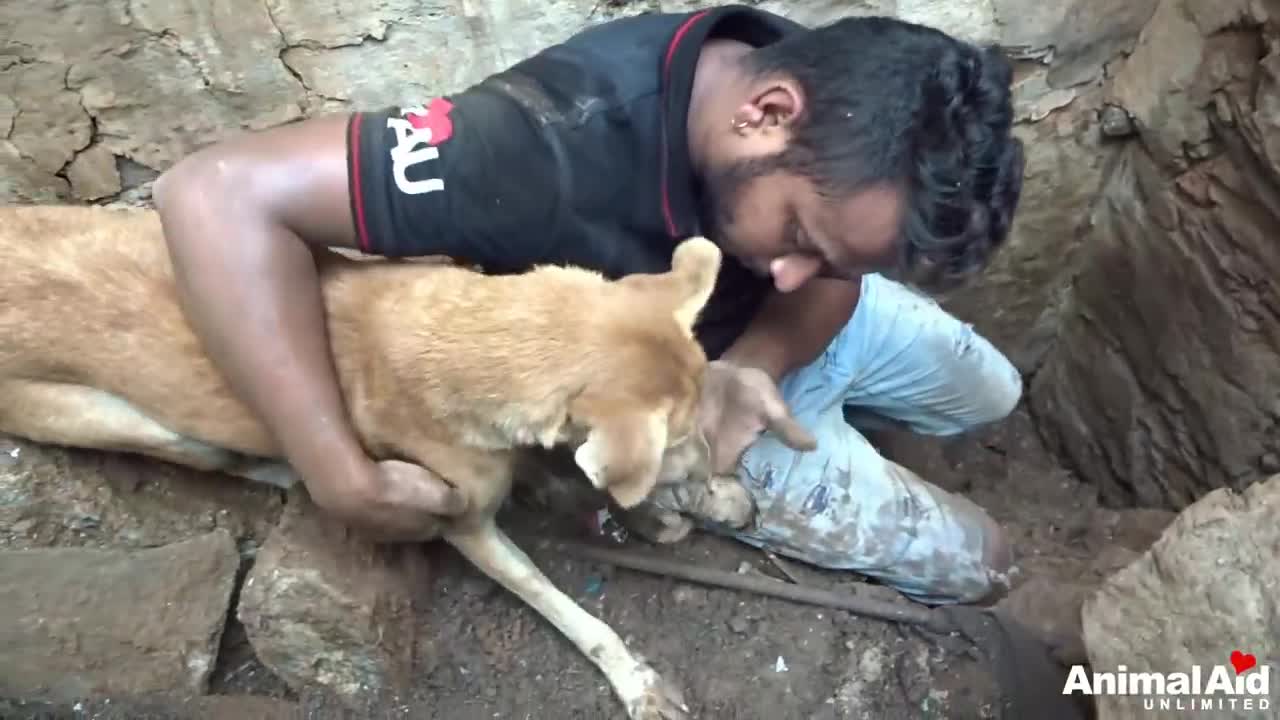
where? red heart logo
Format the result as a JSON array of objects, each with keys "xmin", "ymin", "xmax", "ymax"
[
  {"xmin": 1230, "ymin": 650, "xmax": 1256, "ymax": 674},
  {"xmin": 405, "ymin": 97, "xmax": 455, "ymax": 146}
]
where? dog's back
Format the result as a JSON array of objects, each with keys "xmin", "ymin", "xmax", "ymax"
[
  {"xmin": 0, "ymin": 205, "xmax": 189, "ymax": 376},
  {"xmin": 0, "ymin": 205, "xmax": 279, "ymax": 451}
]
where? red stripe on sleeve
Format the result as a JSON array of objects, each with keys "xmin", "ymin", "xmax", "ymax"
[{"xmin": 347, "ymin": 113, "xmax": 372, "ymax": 253}]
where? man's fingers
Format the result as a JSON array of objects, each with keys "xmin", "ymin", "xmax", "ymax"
[
  {"xmin": 755, "ymin": 386, "xmax": 817, "ymax": 452},
  {"xmin": 379, "ymin": 460, "xmax": 471, "ymax": 517},
  {"xmin": 411, "ymin": 474, "xmax": 470, "ymax": 516},
  {"xmin": 764, "ymin": 411, "xmax": 817, "ymax": 451}
]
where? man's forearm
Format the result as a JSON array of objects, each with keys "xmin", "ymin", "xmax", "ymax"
[
  {"xmin": 153, "ymin": 122, "xmax": 372, "ymax": 504},
  {"xmin": 720, "ymin": 278, "xmax": 862, "ymax": 382},
  {"xmin": 158, "ymin": 182, "xmax": 365, "ymax": 490}
]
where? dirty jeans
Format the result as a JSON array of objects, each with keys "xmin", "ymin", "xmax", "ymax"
[{"xmin": 717, "ymin": 273, "xmax": 1022, "ymax": 605}]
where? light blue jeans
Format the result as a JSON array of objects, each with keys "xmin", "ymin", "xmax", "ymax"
[{"xmin": 720, "ymin": 273, "xmax": 1022, "ymax": 605}]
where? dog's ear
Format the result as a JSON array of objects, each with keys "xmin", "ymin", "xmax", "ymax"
[
  {"xmin": 573, "ymin": 408, "xmax": 669, "ymax": 509},
  {"xmin": 667, "ymin": 236, "xmax": 722, "ymax": 335}
]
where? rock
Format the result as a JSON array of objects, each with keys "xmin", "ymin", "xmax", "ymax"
[
  {"xmin": 0, "ymin": 694, "xmax": 303, "ymax": 720},
  {"xmin": 1029, "ymin": 1, "xmax": 1280, "ymax": 510},
  {"xmin": 1090, "ymin": 507, "xmax": 1175, "ymax": 552},
  {"xmin": 236, "ymin": 488, "xmax": 431, "ymax": 711},
  {"xmin": 1099, "ymin": 105, "xmax": 1136, "ymax": 138},
  {"xmin": 0, "ymin": 92, "xmax": 15, "ymax": 138},
  {"xmin": 128, "ymin": 0, "xmax": 301, "ymax": 103},
  {"xmin": 0, "ymin": 140, "xmax": 67, "ymax": 202},
  {"xmin": 149, "ymin": 695, "xmax": 304, "ymax": 720},
  {"xmin": 1042, "ymin": 0, "xmax": 1160, "ymax": 89},
  {"xmin": 67, "ymin": 143, "xmax": 123, "ymax": 200},
  {"xmin": 1079, "ymin": 474, "xmax": 1280, "ymax": 719},
  {"xmin": 997, "ymin": 576, "xmax": 1089, "ymax": 665},
  {"xmin": 941, "ymin": 82, "xmax": 1116, "ymax": 375},
  {"xmin": 822, "ymin": 623, "xmax": 1009, "ymax": 720},
  {"xmin": 0, "ymin": 59, "xmax": 93, "ymax": 176},
  {"xmin": 0, "ymin": 531, "xmax": 240, "ymax": 701},
  {"xmin": 69, "ymin": 43, "xmax": 301, "ymax": 175},
  {"xmin": 0, "ymin": 434, "xmax": 283, "ymax": 552}
]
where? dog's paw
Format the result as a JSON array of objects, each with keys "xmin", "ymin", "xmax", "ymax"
[{"xmin": 625, "ymin": 664, "xmax": 690, "ymax": 720}]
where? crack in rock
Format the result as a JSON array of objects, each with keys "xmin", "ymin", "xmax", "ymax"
[
  {"xmin": 0, "ymin": 99, "xmax": 16, "ymax": 140},
  {"xmin": 263, "ymin": 0, "xmax": 310, "ymax": 96}
]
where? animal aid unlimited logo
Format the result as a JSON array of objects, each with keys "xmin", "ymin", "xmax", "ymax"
[
  {"xmin": 1063, "ymin": 650, "xmax": 1272, "ymax": 712},
  {"xmin": 386, "ymin": 97, "xmax": 455, "ymax": 195}
]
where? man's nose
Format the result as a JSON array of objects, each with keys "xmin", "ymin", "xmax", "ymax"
[{"xmin": 770, "ymin": 254, "xmax": 822, "ymax": 293}]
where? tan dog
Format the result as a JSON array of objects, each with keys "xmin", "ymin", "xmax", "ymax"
[{"xmin": 0, "ymin": 203, "xmax": 753, "ymax": 719}]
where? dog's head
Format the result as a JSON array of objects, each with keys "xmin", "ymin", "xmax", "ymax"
[{"xmin": 570, "ymin": 236, "xmax": 721, "ymax": 508}]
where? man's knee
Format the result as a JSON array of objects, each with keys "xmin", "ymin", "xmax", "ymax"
[
  {"xmin": 730, "ymin": 417, "xmax": 1015, "ymax": 605},
  {"xmin": 932, "ymin": 322, "xmax": 1024, "ymax": 433},
  {"xmin": 838, "ymin": 305, "xmax": 1025, "ymax": 436},
  {"xmin": 968, "ymin": 344, "xmax": 1023, "ymax": 427}
]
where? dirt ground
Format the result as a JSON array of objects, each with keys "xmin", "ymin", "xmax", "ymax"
[{"xmin": 0, "ymin": 402, "xmax": 1174, "ymax": 720}]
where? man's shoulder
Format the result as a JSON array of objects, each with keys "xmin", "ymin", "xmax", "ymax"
[
  {"xmin": 557, "ymin": 5, "xmax": 804, "ymax": 50},
  {"xmin": 485, "ymin": 12, "xmax": 692, "ymax": 117},
  {"xmin": 480, "ymin": 7, "xmax": 804, "ymax": 118}
]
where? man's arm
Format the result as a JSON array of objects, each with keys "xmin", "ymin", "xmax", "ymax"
[
  {"xmin": 153, "ymin": 114, "xmax": 464, "ymax": 538},
  {"xmin": 719, "ymin": 278, "xmax": 862, "ymax": 382}
]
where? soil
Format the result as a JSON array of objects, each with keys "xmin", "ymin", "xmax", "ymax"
[{"xmin": 0, "ymin": 404, "xmax": 1173, "ymax": 719}]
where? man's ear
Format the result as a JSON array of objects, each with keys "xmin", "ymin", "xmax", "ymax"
[
  {"xmin": 734, "ymin": 77, "xmax": 805, "ymax": 135},
  {"xmin": 573, "ymin": 408, "xmax": 669, "ymax": 509}
]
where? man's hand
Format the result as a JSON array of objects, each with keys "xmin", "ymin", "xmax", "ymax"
[
  {"xmin": 698, "ymin": 360, "xmax": 818, "ymax": 475},
  {"xmin": 308, "ymin": 458, "xmax": 470, "ymax": 543}
]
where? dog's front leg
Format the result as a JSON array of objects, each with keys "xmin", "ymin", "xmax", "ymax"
[{"xmin": 445, "ymin": 521, "xmax": 690, "ymax": 720}]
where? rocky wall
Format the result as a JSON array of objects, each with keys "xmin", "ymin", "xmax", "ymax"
[{"xmin": 1028, "ymin": 0, "xmax": 1280, "ymax": 510}]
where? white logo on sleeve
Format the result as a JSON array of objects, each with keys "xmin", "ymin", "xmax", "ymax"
[{"xmin": 387, "ymin": 98, "xmax": 455, "ymax": 195}]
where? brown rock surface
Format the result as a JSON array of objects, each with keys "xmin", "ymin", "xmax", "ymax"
[
  {"xmin": 942, "ymin": 82, "xmax": 1115, "ymax": 374},
  {"xmin": 1079, "ymin": 474, "xmax": 1279, "ymax": 719},
  {"xmin": 1030, "ymin": 0, "xmax": 1280, "ymax": 510},
  {"xmin": 0, "ymin": 694, "xmax": 303, "ymax": 720},
  {"xmin": 0, "ymin": 531, "xmax": 240, "ymax": 702},
  {"xmin": 236, "ymin": 489, "xmax": 432, "ymax": 711},
  {"xmin": 0, "ymin": 434, "xmax": 283, "ymax": 552},
  {"xmin": 67, "ymin": 143, "xmax": 124, "ymax": 201}
]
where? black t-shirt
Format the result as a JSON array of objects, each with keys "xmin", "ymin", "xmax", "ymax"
[{"xmin": 344, "ymin": 5, "xmax": 803, "ymax": 358}]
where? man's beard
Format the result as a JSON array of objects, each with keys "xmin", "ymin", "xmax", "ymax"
[
  {"xmin": 693, "ymin": 164, "xmax": 737, "ymax": 246},
  {"xmin": 694, "ymin": 155, "xmax": 786, "ymax": 278}
]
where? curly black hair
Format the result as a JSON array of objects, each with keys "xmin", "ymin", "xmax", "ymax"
[{"xmin": 743, "ymin": 16, "xmax": 1025, "ymax": 291}]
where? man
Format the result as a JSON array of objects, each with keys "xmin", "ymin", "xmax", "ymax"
[{"xmin": 153, "ymin": 6, "xmax": 1025, "ymax": 605}]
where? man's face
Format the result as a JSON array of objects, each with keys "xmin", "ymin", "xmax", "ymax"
[
  {"xmin": 697, "ymin": 156, "xmax": 904, "ymax": 293},
  {"xmin": 692, "ymin": 69, "xmax": 905, "ymax": 293}
]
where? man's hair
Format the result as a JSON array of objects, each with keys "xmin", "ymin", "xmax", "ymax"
[{"xmin": 743, "ymin": 16, "xmax": 1025, "ymax": 291}]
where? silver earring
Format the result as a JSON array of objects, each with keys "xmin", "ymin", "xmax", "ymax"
[{"xmin": 732, "ymin": 117, "xmax": 750, "ymax": 130}]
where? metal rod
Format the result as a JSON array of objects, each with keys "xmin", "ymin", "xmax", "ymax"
[{"xmin": 535, "ymin": 537, "xmax": 952, "ymax": 632}]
